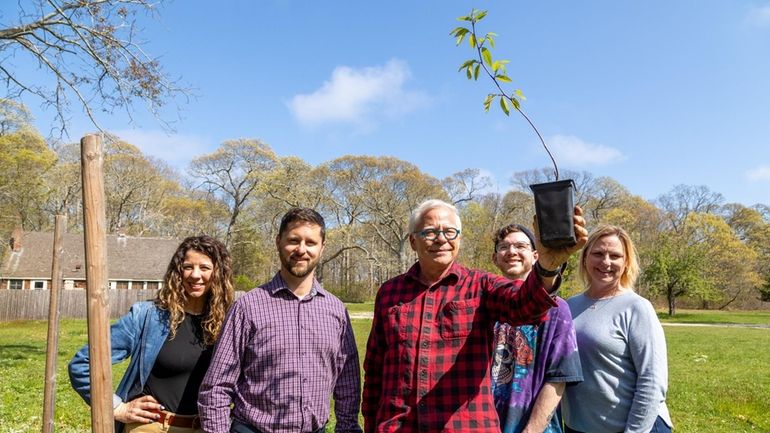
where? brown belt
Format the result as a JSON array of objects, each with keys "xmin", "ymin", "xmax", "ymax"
[{"xmin": 149, "ymin": 409, "xmax": 201, "ymax": 429}]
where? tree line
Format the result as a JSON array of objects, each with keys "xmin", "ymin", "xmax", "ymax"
[{"xmin": 1, "ymin": 101, "xmax": 768, "ymax": 314}]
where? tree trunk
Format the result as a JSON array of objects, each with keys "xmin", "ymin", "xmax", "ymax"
[{"xmin": 667, "ymin": 285, "xmax": 676, "ymax": 316}]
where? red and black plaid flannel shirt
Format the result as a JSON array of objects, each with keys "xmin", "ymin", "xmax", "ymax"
[{"xmin": 362, "ymin": 261, "xmax": 558, "ymax": 433}]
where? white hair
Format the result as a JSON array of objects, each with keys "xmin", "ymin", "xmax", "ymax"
[{"xmin": 408, "ymin": 199, "xmax": 462, "ymax": 233}]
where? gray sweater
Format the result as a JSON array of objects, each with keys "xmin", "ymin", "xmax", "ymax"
[{"xmin": 563, "ymin": 291, "xmax": 672, "ymax": 433}]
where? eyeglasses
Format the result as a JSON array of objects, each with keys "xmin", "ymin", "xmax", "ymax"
[
  {"xmin": 417, "ymin": 228, "xmax": 461, "ymax": 241},
  {"xmin": 495, "ymin": 242, "xmax": 533, "ymax": 253}
]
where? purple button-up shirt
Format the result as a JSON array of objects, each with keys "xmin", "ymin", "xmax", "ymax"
[{"xmin": 199, "ymin": 272, "xmax": 362, "ymax": 433}]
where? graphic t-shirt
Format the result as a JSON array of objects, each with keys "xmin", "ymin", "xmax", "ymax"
[{"xmin": 491, "ymin": 297, "xmax": 583, "ymax": 433}]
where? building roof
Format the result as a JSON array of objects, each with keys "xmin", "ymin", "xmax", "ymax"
[{"xmin": 2, "ymin": 232, "xmax": 181, "ymax": 281}]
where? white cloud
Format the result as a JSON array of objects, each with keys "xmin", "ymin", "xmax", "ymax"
[
  {"xmin": 746, "ymin": 164, "xmax": 770, "ymax": 181},
  {"xmin": 745, "ymin": 5, "xmax": 770, "ymax": 27},
  {"xmin": 546, "ymin": 134, "xmax": 625, "ymax": 166},
  {"xmin": 287, "ymin": 59, "xmax": 430, "ymax": 128},
  {"xmin": 111, "ymin": 129, "xmax": 214, "ymax": 169}
]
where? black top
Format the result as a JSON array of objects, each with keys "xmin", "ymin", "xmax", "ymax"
[{"xmin": 142, "ymin": 313, "xmax": 212, "ymax": 414}]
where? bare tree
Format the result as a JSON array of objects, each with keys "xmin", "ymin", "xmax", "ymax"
[
  {"xmin": 442, "ymin": 168, "xmax": 492, "ymax": 207},
  {"xmin": 655, "ymin": 184, "xmax": 725, "ymax": 232},
  {"xmin": 0, "ymin": 0, "xmax": 186, "ymax": 135},
  {"xmin": 0, "ymin": 98, "xmax": 33, "ymax": 135},
  {"xmin": 190, "ymin": 139, "xmax": 277, "ymax": 246}
]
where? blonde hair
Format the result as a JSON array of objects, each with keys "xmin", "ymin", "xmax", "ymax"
[
  {"xmin": 156, "ymin": 235, "xmax": 234, "ymax": 346},
  {"xmin": 578, "ymin": 225, "xmax": 639, "ymax": 290}
]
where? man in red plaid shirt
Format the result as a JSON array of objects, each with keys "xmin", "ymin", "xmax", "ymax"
[{"xmin": 362, "ymin": 199, "xmax": 587, "ymax": 433}]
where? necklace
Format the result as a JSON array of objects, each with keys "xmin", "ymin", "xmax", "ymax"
[
  {"xmin": 588, "ymin": 298, "xmax": 610, "ymax": 309},
  {"xmin": 586, "ymin": 290, "xmax": 627, "ymax": 310}
]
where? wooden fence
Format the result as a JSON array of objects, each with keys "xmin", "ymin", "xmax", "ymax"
[{"xmin": 0, "ymin": 290, "xmax": 159, "ymax": 321}]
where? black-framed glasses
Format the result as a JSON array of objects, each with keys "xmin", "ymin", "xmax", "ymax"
[
  {"xmin": 417, "ymin": 228, "xmax": 461, "ymax": 241},
  {"xmin": 495, "ymin": 242, "xmax": 533, "ymax": 253}
]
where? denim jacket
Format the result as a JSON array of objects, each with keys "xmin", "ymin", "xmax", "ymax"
[{"xmin": 68, "ymin": 301, "xmax": 170, "ymax": 416}]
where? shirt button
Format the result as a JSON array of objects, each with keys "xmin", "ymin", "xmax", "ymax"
[
  {"xmin": 421, "ymin": 341, "xmax": 428, "ymax": 348},
  {"xmin": 419, "ymin": 400, "xmax": 426, "ymax": 408},
  {"xmin": 420, "ymin": 370, "xmax": 427, "ymax": 378}
]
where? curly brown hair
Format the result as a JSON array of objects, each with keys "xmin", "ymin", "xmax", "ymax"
[{"xmin": 156, "ymin": 235, "xmax": 234, "ymax": 346}]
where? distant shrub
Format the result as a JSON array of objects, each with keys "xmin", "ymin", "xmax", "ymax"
[
  {"xmin": 234, "ymin": 274, "xmax": 257, "ymax": 292},
  {"xmin": 327, "ymin": 281, "xmax": 372, "ymax": 303}
]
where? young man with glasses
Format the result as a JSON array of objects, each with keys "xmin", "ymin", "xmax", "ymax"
[
  {"xmin": 490, "ymin": 224, "xmax": 582, "ymax": 433},
  {"xmin": 362, "ymin": 199, "xmax": 588, "ymax": 433}
]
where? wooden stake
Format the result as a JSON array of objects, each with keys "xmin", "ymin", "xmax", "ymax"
[
  {"xmin": 42, "ymin": 215, "xmax": 66, "ymax": 433},
  {"xmin": 81, "ymin": 134, "xmax": 114, "ymax": 433}
]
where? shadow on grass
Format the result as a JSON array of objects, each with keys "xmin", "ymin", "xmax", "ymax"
[{"xmin": 0, "ymin": 343, "xmax": 45, "ymax": 360}]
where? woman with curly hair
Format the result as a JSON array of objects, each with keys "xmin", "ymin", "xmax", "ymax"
[{"xmin": 69, "ymin": 235, "xmax": 234, "ymax": 433}]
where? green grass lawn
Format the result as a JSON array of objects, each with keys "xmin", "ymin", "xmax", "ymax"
[
  {"xmin": 2, "ymin": 317, "xmax": 769, "ymax": 433},
  {"xmin": 344, "ymin": 301, "xmax": 375, "ymax": 314},
  {"xmin": 658, "ymin": 308, "xmax": 770, "ymax": 326}
]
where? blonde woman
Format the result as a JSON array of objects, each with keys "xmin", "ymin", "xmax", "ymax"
[
  {"xmin": 69, "ymin": 235, "xmax": 234, "ymax": 433},
  {"xmin": 562, "ymin": 225, "xmax": 672, "ymax": 433}
]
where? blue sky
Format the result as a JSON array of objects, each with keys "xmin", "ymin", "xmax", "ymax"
[{"xmin": 7, "ymin": 1, "xmax": 770, "ymax": 206}]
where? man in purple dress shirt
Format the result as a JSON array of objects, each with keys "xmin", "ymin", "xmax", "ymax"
[{"xmin": 199, "ymin": 208, "xmax": 362, "ymax": 433}]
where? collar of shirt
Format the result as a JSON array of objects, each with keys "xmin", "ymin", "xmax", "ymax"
[
  {"xmin": 404, "ymin": 260, "xmax": 464, "ymax": 289},
  {"xmin": 264, "ymin": 272, "xmax": 327, "ymax": 299}
]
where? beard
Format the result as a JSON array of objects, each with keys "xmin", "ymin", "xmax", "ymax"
[{"xmin": 280, "ymin": 254, "xmax": 319, "ymax": 279}]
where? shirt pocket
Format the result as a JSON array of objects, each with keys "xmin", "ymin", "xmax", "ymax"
[
  {"xmin": 440, "ymin": 297, "xmax": 482, "ymax": 340},
  {"xmin": 385, "ymin": 302, "xmax": 413, "ymax": 345},
  {"xmin": 308, "ymin": 313, "xmax": 344, "ymax": 358}
]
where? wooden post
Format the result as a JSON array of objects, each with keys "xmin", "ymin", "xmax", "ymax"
[
  {"xmin": 42, "ymin": 215, "xmax": 66, "ymax": 433},
  {"xmin": 81, "ymin": 134, "xmax": 114, "ymax": 433}
]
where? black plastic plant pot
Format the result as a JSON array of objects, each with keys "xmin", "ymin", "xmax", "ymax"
[{"xmin": 529, "ymin": 179, "xmax": 577, "ymax": 248}]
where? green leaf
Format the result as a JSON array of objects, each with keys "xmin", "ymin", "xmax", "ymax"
[
  {"xmin": 457, "ymin": 59, "xmax": 475, "ymax": 71},
  {"xmin": 481, "ymin": 47, "xmax": 492, "ymax": 67},
  {"xmin": 470, "ymin": 33, "xmax": 477, "ymax": 48},
  {"xmin": 483, "ymin": 94, "xmax": 494, "ymax": 112},
  {"xmin": 450, "ymin": 27, "xmax": 469, "ymax": 37},
  {"xmin": 500, "ymin": 96, "xmax": 510, "ymax": 115},
  {"xmin": 514, "ymin": 89, "xmax": 526, "ymax": 100},
  {"xmin": 466, "ymin": 66, "xmax": 472, "ymax": 79},
  {"xmin": 511, "ymin": 97, "xmax": 521, "ymax": 110},
  {"xmin": 457, "ymin": 14, "xmax": 472, "ymax": 22},
  {"xmin": 475, "ymin": 10, "xmax": 488, "ymax": 21},
  {"xmin": 474, "ymin": 64, "xmax": 480, "ymax": 80},
  {"xmin": 451, "ymin": 27, "xmax": 469, "ymax": 45},
  {"xmin": 496, "ymin": 74, "xmax": 512, "ymax": 83}
]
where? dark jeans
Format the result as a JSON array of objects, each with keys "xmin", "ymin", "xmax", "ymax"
[
  {"xmin": 230, "ymin": 419, "xmax": 327, "ymax": 433},
  {"xmin": 564, "ymin": 416, "xmax": 672, "ymax": 433}
]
